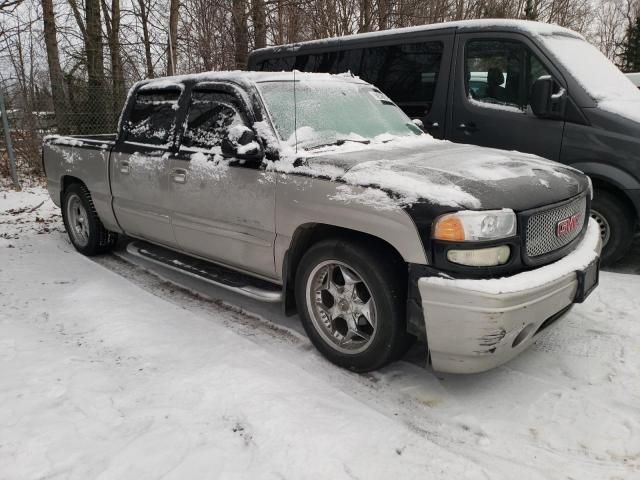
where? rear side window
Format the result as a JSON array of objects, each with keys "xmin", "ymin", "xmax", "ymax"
[
  {"xmin": 181, "ymin": 91, "xmax": 247, "ymax": 150},
  {"xmin": 258, "ymin": 57, "xmax": 295, "ymax": 71},
  {"xmin": 126, "ymin": 90, "xmax": 180, "ymax": 146},
  {"xmin": 295, "ymin": 49, "xmax": 362, "ymax": 75},
  {"xmin": 360, "ymin": 42, "xmax": 444, "ymax": 117}
]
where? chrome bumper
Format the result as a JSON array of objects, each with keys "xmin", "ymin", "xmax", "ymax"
[{"xmin": 419, "ymin": 219, "xmax": 602, "ymax": 374}]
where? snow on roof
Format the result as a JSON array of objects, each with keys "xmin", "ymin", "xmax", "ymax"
[
  {"xmin": 136, "ymin": 71, "xmax": 365, "ymax": 91},
  {"xmin": 251, "ymin": 19, "xmax": 583, "ymax": 55},
  {"xmin": 627, "ymin": 73, "xmax": 640, "ymax": 87}
]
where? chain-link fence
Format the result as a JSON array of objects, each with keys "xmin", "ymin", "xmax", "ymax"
[{"xmin": 1, "ymin": 76, "xmax": 131, "ymax": 178}]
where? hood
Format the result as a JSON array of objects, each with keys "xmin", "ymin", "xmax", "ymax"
[{"xmin": 306, "ymin": 139, "xmax": 588, "ymax": 212}]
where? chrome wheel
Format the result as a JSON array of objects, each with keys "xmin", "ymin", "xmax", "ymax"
[
  {"xmin": 306, "ymin": 260, "xmax": 377, "ymax": 355},
  {"xmin": 66, "ymin": 193, "xmax": 90, "ymax": 247},
  {"xmin": 591, "ymin": 209, "xmax": 611, "ymax": 247}
]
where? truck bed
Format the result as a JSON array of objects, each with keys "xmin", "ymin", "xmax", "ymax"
[{"xmin": 43, "ymin": 134, "xmax": 118, "ymax": 230}]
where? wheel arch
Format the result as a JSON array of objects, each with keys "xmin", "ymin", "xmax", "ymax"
[
  {"xmin": 281, "ymin": 223, "xmax": 408, "ymax": 317},
  {"xmin": 571, "ymin": 162, "xmax": 639, "ymax": 220}
]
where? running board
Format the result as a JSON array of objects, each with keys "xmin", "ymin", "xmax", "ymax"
[{"xmin": 126, "ymin": 241, "xmax": 283, "ymax": 303}]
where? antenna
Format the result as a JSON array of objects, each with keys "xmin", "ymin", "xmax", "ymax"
[{"xmin": 293, "ymin": 69, "xmax": 298, "ymax": 153}]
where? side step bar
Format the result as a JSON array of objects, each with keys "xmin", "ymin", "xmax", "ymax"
[{"xmin": 126, "ymin": 241, "xmax": 283, "ymax": 303}]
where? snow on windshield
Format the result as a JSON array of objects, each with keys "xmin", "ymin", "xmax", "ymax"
[
  {"xmin": 542, "ymin": 34, "xmax": 640, "ymax": 123},
  {"xmin": 257, "ymin": 79, "xmax": 422, "ymax": 150}
]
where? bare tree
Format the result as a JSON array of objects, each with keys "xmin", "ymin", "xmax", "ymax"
[
  {"xmin": 41, "ymin": 0, "xmax": 68, "ymax": 132},
  {"xmin": 167, "ymin": 0, "xmax": 179, "ymax": 74}
]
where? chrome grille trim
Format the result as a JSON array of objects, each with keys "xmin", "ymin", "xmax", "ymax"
[{"xmin": 525, "ymin": 195, "xmax": 587, "ymax": 258}]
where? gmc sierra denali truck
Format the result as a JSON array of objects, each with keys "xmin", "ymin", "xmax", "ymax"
[{"xmin": 43, "ymin": 71, "xmax": 601, "ymax": 374}]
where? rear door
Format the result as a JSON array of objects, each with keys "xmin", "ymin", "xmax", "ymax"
[
  {"xmin": 111, "ymin": 87, "xmax": 182, "ymax": 247},
  {"xmin": 168, "ymin": 85, "xmax": 277, "ymax": 278},
  {"xmin": 448, "ymin": 32, "xmax": 565, "ymax": 160}
]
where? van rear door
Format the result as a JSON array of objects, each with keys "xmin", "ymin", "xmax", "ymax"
[{"xmin": 448, "ymin": 32, "xmax": 565, "ymax": 160}]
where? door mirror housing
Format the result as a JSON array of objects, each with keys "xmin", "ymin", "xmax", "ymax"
[
  {"xmin": 221, "ymin": 125, "xmax": 264, "ymax": 164},
  {"xmin": 530, "ymin": 75, "xmax": 567, "ymax": 119},
  {"xmin": 412, "ymin": 118, "xmax": 425, "ymax": 131}
]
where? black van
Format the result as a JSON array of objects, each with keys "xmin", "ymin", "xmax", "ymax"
[{"xmin": 248, "ymin": 19, "xmax": 640, "ymax": 264}]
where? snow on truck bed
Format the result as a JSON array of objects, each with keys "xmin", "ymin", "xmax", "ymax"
[{"xmin": 1, "ymin": 187, "xmax": 640, "ymax": 479}]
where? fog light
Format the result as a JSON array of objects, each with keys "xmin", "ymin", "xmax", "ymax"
[{"xmin": 447, "ymin": 245, "xmax": 510, "ymax": 267}]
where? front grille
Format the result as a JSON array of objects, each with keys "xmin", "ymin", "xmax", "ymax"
[{"xmin": 525, "ymin": 195, "xmax": 587, "ymax": 257}]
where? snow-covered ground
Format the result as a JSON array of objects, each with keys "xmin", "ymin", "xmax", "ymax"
[{"xmin": 1, "ymin": 186, "xmax": 640, "ymax": 479}]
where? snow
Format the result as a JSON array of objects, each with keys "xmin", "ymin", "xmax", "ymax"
[
  {"xmin": 1, "ymin": 186, "xmax": 640, "ymax": 478},
  {"xmin": 43, "ymin": 135, "xmax": 85, "ymax": 147},
  {"xmin": 468, "ymin": 96, "xmax": 524, "ymax": 114},
  {"xmin": 541, "ymin": 34, "xmax": 640, "ymax": 123},
  {"xmin": 252, "ymin": 19, "xmax": 582, "ymax": 54}
]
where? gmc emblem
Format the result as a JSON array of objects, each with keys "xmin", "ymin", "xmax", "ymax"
[{"xmin": 556, "ymin": 214, "xmax": 580, "ymax": 237}]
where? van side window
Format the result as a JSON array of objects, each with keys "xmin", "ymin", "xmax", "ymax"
[
  {"xmin": 126, "ymin": 89, "xmax": 181, "ymax": 146},
  {"xmin": 182, "ymin": 91, "xmax": 246, "ymax": 150},
  {"xmin": 295, "ymin": 51, "xmax": 338, "ymax": 72},
  {"xmin": 259, "ymin": 57, "xmax": 295, "ymax": 71},
  {"xmin": 359, "ymin": 42, "xmax": 444, "ymax": 117},
  {"xmin": 465, "ymin": 40, "xmax": 550, "ymax": 111}
]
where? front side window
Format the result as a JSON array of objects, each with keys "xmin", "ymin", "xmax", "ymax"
[
  {"xmin": 126, "ymin": 89, "xmax": 181, "ymax": 145},
  {"xmin": 182, "ymin": 91, "xmax": 246, "ymax": 150},
  {"xmin": 359, "ymin": 42, "xmax": 444, "ymax": 117},
  {"xmin": 465, "ymin": 40, "xmax": 550, "ymax": 111}
]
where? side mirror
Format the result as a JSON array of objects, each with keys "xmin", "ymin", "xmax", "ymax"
[
  {"xmin": 412, "ymin": 118, "xmax": 425, "ymax": 130},
  {"xmin": 530, "ymin": 75, "xmax": 567, "ymax": 119},
  {"xmin": 221, "ymin": 125, "xmax": 264, "ymax": 164}
]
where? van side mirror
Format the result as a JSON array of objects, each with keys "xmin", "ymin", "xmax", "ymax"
[
  {"xmin": 221, "ymin": 125, "xmax": 264, "ymax": 164},
  {"xmin": 530, "ymin": 76, "xmax": 567, "ymax": 119}
]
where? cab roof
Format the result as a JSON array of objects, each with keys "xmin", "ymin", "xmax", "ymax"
[{"xmin": 135, "ymin": 71, "xmax": 367, "ymax": 92}]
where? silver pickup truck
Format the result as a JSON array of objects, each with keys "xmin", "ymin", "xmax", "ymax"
[{"xmin": 43, "ymin": 71, "xmax": 602, "ymax": 374}]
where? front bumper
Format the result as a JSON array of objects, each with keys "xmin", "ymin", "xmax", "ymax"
[{"xmin": 419, "ymin": 219, "xmax": 602, "ymax": 374}]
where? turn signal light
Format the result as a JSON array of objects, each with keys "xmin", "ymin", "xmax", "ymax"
[{"xmin": 433, "ymin": 216, "xmax": 465, "ymax": 241}]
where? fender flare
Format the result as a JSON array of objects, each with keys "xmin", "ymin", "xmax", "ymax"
[{"xmin": 570, "ymin": 162, "xmax": 640, "ymax": 191}]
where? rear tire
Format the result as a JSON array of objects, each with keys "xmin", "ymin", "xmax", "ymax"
[
  {"xmin": 62, "ymin": 183, "xmax": 117, "ymax": 256},
  {"xmin": 295, "ymin": 238, "xmax": 413, "ymax": 372},
  {"xmin": 591, "ymin": 189, "xmax": 635, "ymax": 265}
]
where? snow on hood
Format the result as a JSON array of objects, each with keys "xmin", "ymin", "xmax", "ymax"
[{"xmin": 265, "ymin": 133, "xmax": 586, "ymax": 211}]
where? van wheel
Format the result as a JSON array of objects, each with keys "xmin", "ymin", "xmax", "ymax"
[
  {"xmin": 591, "ymin": 189, "xmax": 635, "ymax": 265},
  {"xmin": 295, "ymin": 238, "xmax": 413, "ymax": 372},
  {"xmin": 62, "ymin": 183, "xmax": 117, "ymax": 256}
]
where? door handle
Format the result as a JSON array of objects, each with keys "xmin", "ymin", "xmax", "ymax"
[
  {"xmin": 457, "ymin": 121, "xmax": 478, "ymax": 133},
  {"xmin": 120, "ymin": 160, "xmax": 130, "ymax": 174},
  {"xmin": 171, "ymin": 168, "xmax": 187, "ymax": 184}
]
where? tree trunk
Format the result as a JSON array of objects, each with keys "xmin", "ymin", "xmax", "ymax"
[
  {"xmin": 41, "ymin": 0, "xmax": 69, "ymax": 133},
  {"xmin": 168, "ymin": 0, "xmax": 179, "ymax": 75},
  {"xmin": 137, "ymin": 0, "xmax": 154, "ymax": 78},
  {"xmin": 233, "ymin": 0, "xmax": 248, "ymax": 69},
  {"xmin": 252, "ymin": 0, "xmax": 266, "ymax": 49}
]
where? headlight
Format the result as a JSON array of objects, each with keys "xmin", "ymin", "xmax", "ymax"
[
  {"xmin": 447, "ymin": 245, "xmax": 511, "ymax": 267},
  {"xmin": 586, "ymin": 175, "xmax": 594, "ymax": 200},
  {"xmin": 433, "ymin": 209, "xmax": 517, "ymax": 242}
]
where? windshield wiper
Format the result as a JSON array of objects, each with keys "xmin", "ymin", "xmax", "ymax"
[{"xmin": 306, "ymin": 138, "xmax": 371, "ymax": 151}]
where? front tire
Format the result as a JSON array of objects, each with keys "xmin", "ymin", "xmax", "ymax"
[
  {"xmin": 295, "ymin": 238, "xmax": 413, "ymax": 372},
  {"xmin": 62, "ymin": 183, "xmax": 117, "ymax": 256},
  {"xmin": 591, "ymin": 189, "xmax": 635, "ymax": 265}
]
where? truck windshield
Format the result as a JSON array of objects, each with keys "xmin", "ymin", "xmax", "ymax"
[
  {"xmin": 257, "ymin": 79, "xmax": 423, "ymax": 150},
  {"xmin": 543, "ymin": 34, "xmax": 640, "ymax": 107}
]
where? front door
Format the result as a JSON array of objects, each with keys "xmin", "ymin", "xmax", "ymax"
[
  {"xmin": 169, "ymin": 88, "xmax": 277, "ymax": 278},
  {"xmin": 448, "ymin": 33, "xmax": 565, "ymax": 160},
  {"xmin": 111, "ymin": 88, "xmax": 182, "ymax": 247}
]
